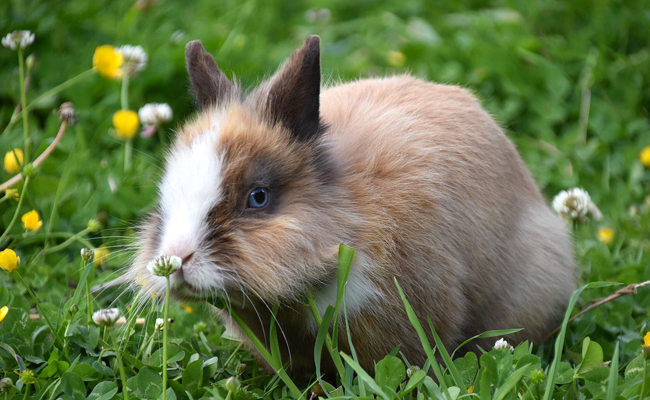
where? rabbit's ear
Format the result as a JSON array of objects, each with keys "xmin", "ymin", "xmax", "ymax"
[
  {"xmin": 265, "ymin": 35, "xmax": 323, "ymax": 141},
  {"xmin": 186, "ymin": 40, "xmax": 235, "ymax": 109}
]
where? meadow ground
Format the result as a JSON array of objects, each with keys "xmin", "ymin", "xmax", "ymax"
[{"xmin": 1, "ymin": 0, "xmax": 650, "ymax": 399}]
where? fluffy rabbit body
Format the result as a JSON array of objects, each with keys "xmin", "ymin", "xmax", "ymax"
[{"xmin": 131, "ymin": 36, "xmax": 576, "ymax": 373}]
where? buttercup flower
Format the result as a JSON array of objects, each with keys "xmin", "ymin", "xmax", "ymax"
[
  {"xmin": 4, "ymin": 148, "xmax": 24, "ymax": 174},
  {"xmin": 0, "ymin": 306, "xmax": 8, "ymax": 322},
  {"xmin": 5, "ymin": 188, "xmax": 19, "ymax": 201},
  {"xmin": 139, "ymin": 103, "xmax": 173, "ymax": 138},
  {"xmin": 0, "ymin": 249, "xmax": 20, "ymax": 272},
  {"xmin": 93, "ymin": 45, "xmax": 123, "ymax": 79},
  {"xmin": 552, "ymin": 188, "xmax": 591, "ymax": 221},
  {"xmin": 597, "ymin": 227, "xmax": 614, "ymax": 244},
  {"xmin": 113, "ymin": 109, "xmax": 139, "ymax": 139},
  {"xmin": 494, "ymin": 338, "xmax": 514, "ymax": 351},
  {"xmin": 118, "ymin": 45, "xmax": 147, "ymax": 77},
  {"xmin": 183, "ymin": 304, "xmax": 194, "ymax": 313},
  {"xmin": 93, "ymin": 245, "xmax": 110, "ymax": 266},
  {"xmin": 20, "ymin": 369, "xmax": 35, "ymax": 385},
  {"xmin": 2, "ymin": 30, "xmax": 35, "ymax": 50},
  {"xmin": 640, "ymin": 146, "xmax": 650, "ymax": 167},
  {"xmin": 21, "ymin": 210, "xmax": 42, "ymax": 231},
  {"xmin": 92, "ymin": 308, "xmax": 121, "ymax": 327},
  {"xmin": 643, "ymin": 332, "xmax": 650, "ymax": 356},
  {"xmin": 147, "ymin": 255, "xmax": 182, "ymax": 277}
]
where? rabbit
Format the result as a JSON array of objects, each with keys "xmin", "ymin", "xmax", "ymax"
[{"xmin": 129, "ymin": 35, "xmax": 576, "ymax": 374}]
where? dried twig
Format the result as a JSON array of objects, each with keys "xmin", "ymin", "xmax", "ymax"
[
  {"xmin": 546, "ymin": 280, "xmax": 650, "ymax": 340},
  {"xmin": 0, "ymin": 102, "xmax": 74, "ymax": 192}
]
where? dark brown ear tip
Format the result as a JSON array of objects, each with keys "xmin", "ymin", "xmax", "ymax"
[
  {"xmin": 185, "ymin": 40, "xmax": 206, "ymax": 57},
  {"xmin": 304, "ymin": 35, "xmax": 320, "ymax": 50}
]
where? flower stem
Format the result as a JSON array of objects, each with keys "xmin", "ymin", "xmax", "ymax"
[
  {"xmin": 0, "ymin": 176, "xmax": 30, "ymax": 246},
  {"xmin": 121, "ymin": 75, "xmax": 132, "ymax": 172},
  {"xmin": 13, "ymin": 270, "xmax": 63, "ymax": 347},
  {"xmin": 18, "ymin": 48, "xmax": 30, "ymax": 164},
  {"xmin": 162, "ymin": 276, "xmax": 170, "ymax": 400},
  {"xmin": 113, "ymin": 334, "xmax": 129, "ymax": 400},
  {"xmin": 44, "ymin": 227, "xmax": 92, "ymax": 253},
  {"xmin": 21, "ymin": 384, "xmax": 29, "ymax": 400}
]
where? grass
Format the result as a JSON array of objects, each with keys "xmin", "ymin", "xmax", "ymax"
[{"xmin": 1, "ymin": 0, "xmax": 650, "ymax": 399}]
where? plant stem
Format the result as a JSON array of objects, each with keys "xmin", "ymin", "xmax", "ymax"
[
  {"xmin": 121, "ymin": 75, "xmax": 132, "ymax": 172},
  {"xmin": 21, "ymin": 384, "xmax": 29, "ymax": 400},
  {"xmin": 162, "ymin": 276, "xmax": 170, "ymax": 400},
  {"xmin": 44, "ymin": 227, "xmax": 92, "ymax": 253},
  {"xmin": 113, "ymin": 334, "xmax": 129, "ymax": 400},
  {"xmin": 0, "ymin": 176, "xmax": 30, "ymax": 245},
  {"xmin": 18, "ymin": 48, "xmax": 30, "ymax": 164},
  {"xmin": 2, "ymin": 69, "xmax": 93, "ymax": 136},
  {"xmin": 306, "ymin": 296, "xmax": 347, "ymax": 379},
  {"xmin": 13, "ymin": 270, "xmax": 64, "ymax": 347}
]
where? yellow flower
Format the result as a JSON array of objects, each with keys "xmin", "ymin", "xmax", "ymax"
[
  {"xmin": 468, "ymin": 385, "xmax": 473, "ymax": 394},
  {"xmin": 21, "ymin": 210, "xmax": 42, "ymax": 231},
  {"xmin": 597, "ymin": 227, "xmax": 614, "ymax": 245},
  {"xmin": 645, "ymin": 332, "xmax": 650, "ymax": 347},
  {"xmin": 388, "ymin": 51, "xmax": 406, "ymax": 67},
  {"xmin": 0, "ymin": 306, "xmax": 7, "ymax": 322},
  {"xmin": 93, "ymin": 245, "xmax": 109, "ymax": 266},
  {"xmin": 183, "ymin": 304, "xmax": 194, "ymax": 313},
  {"xmin": 4, "ymin": 148, "xmax": 24, "ymax": 174},
  {"xmin": 112, "ymin": 110, "xmax": 139, "ymax": 139},
  {"xmin": 0, "ymin": 249, "xmax": 20, "ymax": 272},
  {"xmin": 93, "ymin": 45, "xmax": 123, "ymax": 79},
  {"xmin": 640, "ymin": 146, "xmax": 650, "ymax": 167}
]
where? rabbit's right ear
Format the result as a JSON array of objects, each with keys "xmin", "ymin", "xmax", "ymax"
[{"xmin": 185, "ymin": 40, "xmax": 235, "ymax": 109}]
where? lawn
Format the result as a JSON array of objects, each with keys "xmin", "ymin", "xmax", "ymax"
[{"xmin": 1, "ymin": 0, "xmax": 650, "ymax": 399}]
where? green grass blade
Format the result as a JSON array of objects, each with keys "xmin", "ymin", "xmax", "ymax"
[
  {"xmin": 606, "ymin": 342, "xmax": 619, "ymax": 400},
  {"xmin": 269, "ymin": 303, "xmax": 282, "ymax": 367},
  {"xmin": 427, "ymin": 319, "xmax": 468, "ymax": 393},
  {"xmin": 340, "ymin": 352, "xmax": 391, "ymax": 400},
  {"xmin": 542, "ymin": 282, "xmax": 618, "ymax": 400},
  {"xmin": 494, "ymin": 364, "xmax": 531, "ymax": 400},
  {"xmin": 332, "ymin": 245, "xmax": 355, "ymax": 346},
  {"xmin": 394, "ymin": 278, "xmax": 451, "ymax": 400},
  {"xmin": 314, "ymin": 305, "xmax": 336, "ymax": 381}
]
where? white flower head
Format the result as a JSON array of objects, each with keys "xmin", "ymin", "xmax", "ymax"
[
  {"xmin": 552, "ymin": 187, "xmax": 591, "ymax": 220},
  {"xmin": 147, "ymin": 255, "xmax": 182, "ymax": 277},
  {"xmin": 2, "ymin": 30, "xmax": 35, "ymax": 51},
  {"xmin": 118, "ymin": 45, "xmax": 147, "ymax": 77},
  {"xmin": 139, "ymin": 103, "xmax": 173, "ymax": 138},
  {"xmin": 154, "ymin": 317, "xmax": 165, "ymax": 332},
  {"xmin": 494, "ymin": 338, "xmax": 514, "ymax": 351},
  {"xmin": 92, "ymin": 308, "xmax": 121, "ymax": 327}
]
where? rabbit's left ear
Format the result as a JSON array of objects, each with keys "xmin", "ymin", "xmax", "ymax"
[{"xmin": 265, "ymin": 35, "xmax": 323, "ymax": 142}]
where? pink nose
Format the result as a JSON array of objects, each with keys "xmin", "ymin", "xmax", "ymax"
[{"xmin": 163, "ymin": 243, "xmax": 195, "ymax": 266}]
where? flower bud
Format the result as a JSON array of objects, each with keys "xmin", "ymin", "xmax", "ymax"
[
  {"xmin": 22, "ymin": 163, "xmax": 34, "ymax": 177},
  {"xmin": 80, "ymin": 248, "xmax": 94, "ymax": 265},
  {"xmin": 193, "ymin": 322, "xmax": 208, "ymax": 335},
  {"xmin": 235, "ymin": 363, "xmax": 246, "ymax": 377},
  {"xmin": 5, "ymin": 188, "xmax": 19, "ymax": 201},
  {"xmin": 225, "ymin": 377, "xmax": 240, "ymax": 392},
  {"xmin": 530, "ymin": 369, "xmax": 546, "ymax": 385},
  {"xmin": 155, "ymin": 317, "xmax": 165, "ymax": 332},
  {"xmin": 147, "ymin": 255, "xmax": 182, "ymax": 277},
  {"xmin": 92, "ymin": 308, "xmax": 121, "ymax": 327},
  {"xmin": 0, "ymin": 377, "xmax": 13, "ymax": 392},
  {"xmin": 26, "ymin": 54, "xmax": 36, "ymax": 70},
  {"xmin": 87, "ymin": 219, "xmax": 101, "ymax": 233},
  {"xmin": 69, "ymin": 304, "xmax": 79, "ymax": 315},
  {"xmin": 20, "ymin": 369, "xmax": 35, "ymax": 385}
]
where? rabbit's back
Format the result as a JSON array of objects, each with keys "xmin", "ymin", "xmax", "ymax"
[{"xmin": 319, "ymin": 75, "xmax": 575, "ymax": 358}]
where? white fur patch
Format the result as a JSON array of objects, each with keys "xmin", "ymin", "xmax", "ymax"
[
  {"xmin": 313, "ymin": 252, "xmax": 384, "ymax": 319},
  {"xmin": 157, "ymin": 119, "xmax": 225, "ymax": 291}
]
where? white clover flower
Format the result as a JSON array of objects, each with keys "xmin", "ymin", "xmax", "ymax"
[
  {"xmin": 494, "ymin": 338, "xmax": 514, "ymax": 351},
  {"xmin": 118, "ymin": 45, "xmax": 147, "ymax": 77},
  {"xmin": 155, "ymin": 317, "xmax": 165, "ymax": 332},
  {"xmin": 552, "ymin": 188, "xmax": 591, "ymax": 221},
  {"xmin": 2, "ymin": 30, "xmax": 35, "ymax": 50},
  {"xmin": 147, "ymin": 255, "xmax": 182, "ymax": 277},
  {"xmin": 92, "ymin": 308, "xmax": 121, "ymax": 327},
  {"xmin": 139, "ymin": 103, "xmax": 173, "ymax": 138}
]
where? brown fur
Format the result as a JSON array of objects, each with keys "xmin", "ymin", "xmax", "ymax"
[{"xmin": 131, "ymin": 37, "xmax": 576, "ymax": 374}]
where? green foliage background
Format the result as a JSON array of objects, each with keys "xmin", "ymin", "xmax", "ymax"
[{"xmin": 1, "ymin": 0, "xmax": 650, "ymax": 399}]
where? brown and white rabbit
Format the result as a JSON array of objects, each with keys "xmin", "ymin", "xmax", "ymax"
[{"xmin": 129, "ymin": 35, "xmax": 576, "ymax": 373}]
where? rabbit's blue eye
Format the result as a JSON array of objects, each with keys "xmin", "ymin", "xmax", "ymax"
[{"xmin": 247, "ymin": 187, "xmax": 270, "ymax": 209}]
